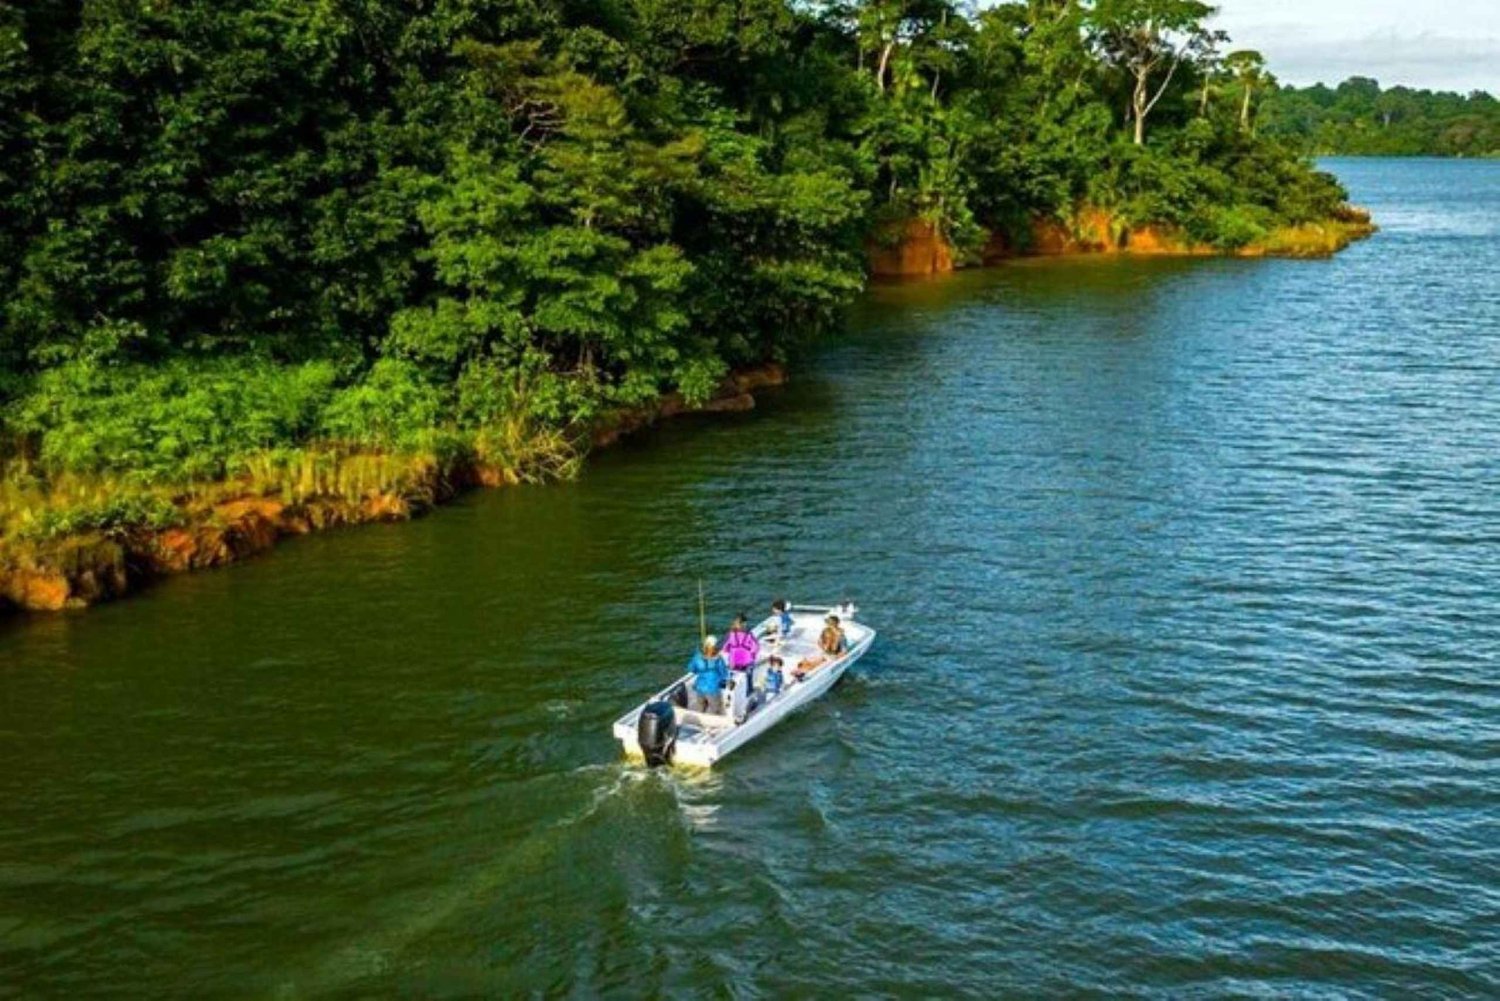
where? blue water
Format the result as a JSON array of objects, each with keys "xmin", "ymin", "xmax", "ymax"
[{"xmin": 1, "ymin": 158, "xmax": 1497, "ymax": 997}]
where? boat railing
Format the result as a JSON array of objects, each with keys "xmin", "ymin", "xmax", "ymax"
[{"xmin": 787, "ymin": 601, "xmax": 858, "ymax": 617}]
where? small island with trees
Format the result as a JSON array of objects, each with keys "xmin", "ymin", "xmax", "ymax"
[{"xmin": 1, "ymin": 0, "xmax": 1376, "ymax": 613}]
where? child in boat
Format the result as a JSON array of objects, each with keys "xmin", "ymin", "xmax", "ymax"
[
  {"xmin": 770, "ymin": 599, "xmax": 793, "ymax": 641},
  {"xmin": 795, "ymin": 615, "xmax": 849, "ymax": 679},
  {"xmin": 765, "ymin": 656, "xmax": 785, "ymax": 696},
  {"xmin": 686, "ymin": 636, "xmax": 728, "ymax": 715}
]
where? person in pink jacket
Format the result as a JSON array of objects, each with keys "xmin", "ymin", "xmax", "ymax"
[{"xmin": 720, "ymin": 613, "xmax": 761, "ymax": 685}]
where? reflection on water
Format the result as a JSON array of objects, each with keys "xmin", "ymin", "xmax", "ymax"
[{"xmin": 2, "ymin": 158, "xmax": 1498, "ymax": 997}]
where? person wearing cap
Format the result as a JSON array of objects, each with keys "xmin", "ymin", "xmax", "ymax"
[{"xmin": 686, "ymin": 635, "xmax": 729, "ymax": 715}]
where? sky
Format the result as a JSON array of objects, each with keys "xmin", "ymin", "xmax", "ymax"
[{"xmin": 1209, "ymin": 0, "xmax": 1500, "ymax": 94}]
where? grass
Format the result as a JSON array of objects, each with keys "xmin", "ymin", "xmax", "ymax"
[
  {"xmin": 0, "ymin": 416, "xmax": 584, "ymax": 553},
  {"xmin": 1251, "ymin": 207, "xmax": 1377, "ymax": 258},
  {"xmin": 2, "ymin": 461, "xmax": 182, "ymax": 542},
  {"xmin": 0, "ymin": 358, "xmax": 758, "ymax": 605},
  {"xmin": 1251, "ymin": 220, "xmax": 1367, "ymax": 257}
]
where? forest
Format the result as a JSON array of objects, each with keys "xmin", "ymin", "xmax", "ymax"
[
  {"xmin": 1263, "ymin": 78, "xmax": 1500, "ymax": 158},
  {"xmin": 1, "ymin": 0, "xmax": 1357, "ymax": 547}
]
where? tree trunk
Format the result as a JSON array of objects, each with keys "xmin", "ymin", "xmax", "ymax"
[
  {"xmin": 1133, "ymin": 70, "xmax": 1148, "ymax": 144},
  {"xmin": 876, "ymin": 41, "xmax": 894, "ymax": 93},
  {"xmin": 1239, "ymin": 83, "xmax": 1252, "ymax": 131},
  {"xmin": 1136, "ymin": 55, "xmax": 1181, "ymax": 145}
]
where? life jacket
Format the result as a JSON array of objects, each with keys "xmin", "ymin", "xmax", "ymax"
[{"xmin": 722, "ymin": 628, "xmax": 759, "ymax": 669}]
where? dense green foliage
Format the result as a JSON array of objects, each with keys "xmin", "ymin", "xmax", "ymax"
[
  {"xmin": 0, "ymin": 0, "xmax": 1349, "ymax": 501},
  {"xmin": 1263, "ymin": 78, "xmax": 1500, "ymax": 157}
]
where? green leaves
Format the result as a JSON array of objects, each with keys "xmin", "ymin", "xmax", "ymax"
[
  {"xmin": 11, "ymin": 357, "xmax": 338, "ymax": 480},
  {"xmin": 319, "ymin": 358, "xmax": 445, "ymax": 448},
  {"xmin": 0, "ymin": 0, "xmax": 1365, "ymax": 489},
  {"xmin": 1263, "ymin": 78, "xmax": 1500, "ymax": 158}
]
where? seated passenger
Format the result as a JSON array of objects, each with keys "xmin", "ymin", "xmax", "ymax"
[
  {"xmin": 795, "ymin": 615, "xmax": 849, "ymax": 679},
  {"xmin": 686, "ymin": 635, "xmax": 728, "ymax": 715}
]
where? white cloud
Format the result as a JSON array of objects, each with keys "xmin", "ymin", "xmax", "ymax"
[{"xmin": 1210, "ymin": 1, "xmax": 1500, "ymax": 93}]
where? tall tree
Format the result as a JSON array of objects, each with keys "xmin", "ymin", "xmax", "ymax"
[
  {"xmin": 1091, "ymin": 0, "xmax": 1218, "ymax": 144},
  {"xmin": 0, "ymin": 0, "xmax": 1361, "ymax": 487},
  {"xmin": 1224, "ymin": 49, "xmax": 1266, "ymax": 132}
]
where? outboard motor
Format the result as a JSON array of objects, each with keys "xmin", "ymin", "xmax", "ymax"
[{"xmin": 637, "ymin": 701, "xmax": 678, "ymax": 767}]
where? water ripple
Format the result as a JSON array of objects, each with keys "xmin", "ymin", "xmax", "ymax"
[{"xmin": 2, "ymin": 159, "xmax": 1499, "ymax": 997}]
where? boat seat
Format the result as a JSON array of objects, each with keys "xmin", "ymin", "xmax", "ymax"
[{"xmin": 674, "ymin": 707, "xmax": 733, "ymax": 733}]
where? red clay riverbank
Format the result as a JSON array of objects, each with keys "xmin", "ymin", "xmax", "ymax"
[{"xmin": 867, "ymin": 206, "xmax": 1378, "ymax": 278}]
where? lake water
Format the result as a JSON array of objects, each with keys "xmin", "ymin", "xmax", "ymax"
[{"xmin": 2, "ymin": 158, "xmax": 1497, "ymax": 998}]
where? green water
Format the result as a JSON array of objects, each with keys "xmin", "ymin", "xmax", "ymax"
[{"xmin": 3, "ymin": 158, "xmax": 1498, "ymax": 997}]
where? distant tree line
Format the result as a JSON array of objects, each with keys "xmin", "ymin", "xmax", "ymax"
[
  {"xmin": 1262, "ymin": 77, "xmax": 1500, "ymax": 157},
  {"xmin": 0, "ymin": 0, "xmax": 1351, "ymax": 497}
]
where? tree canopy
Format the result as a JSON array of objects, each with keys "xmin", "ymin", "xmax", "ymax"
[
  {"xmin": 1263, "ymin": 78, "xmax": 1500, "ymax": 157},
  {"xmin": 0, "ymin": 0, "xmax": 1352, "ymax": 494}
]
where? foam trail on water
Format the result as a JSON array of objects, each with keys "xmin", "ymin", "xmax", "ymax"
[{"xmin": 274, "ymin": 763, "xmax": 645, "ymax": 998}]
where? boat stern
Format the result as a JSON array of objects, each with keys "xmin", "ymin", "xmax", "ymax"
[{"xmin": 613, "ymin": 718, "xmax": 644, "ymax": 760}]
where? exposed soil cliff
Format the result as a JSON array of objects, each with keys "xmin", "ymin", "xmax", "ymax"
[
  {"xmin": 867, "ymin": 218, "xmax": 957, "ymax": 277},
  {"xmin": 876, "ymin": 205, "xmax": 1377, "ymax": 276}
]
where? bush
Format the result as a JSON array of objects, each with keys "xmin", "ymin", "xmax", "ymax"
[
  {"xmin": 16, "ymin": 493, "xmax": 183, "ymax": 541},
  {"xmin": 1196, "ymin": 204, "xmax": 1273, "ymax": 250},
  {"xmin": 318, "ymin": 358, "xmax": 449, "ymax": 449},
  {"xmin": 1273, "ymin": 168, "xmax": 1348, "ymax": 225},
  {"xmin": 9, "ymin": 357, "xmax": 338, "ymax": 481}
]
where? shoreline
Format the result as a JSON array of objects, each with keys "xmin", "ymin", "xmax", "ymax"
[
  {"xmin": 0, "ymin": 365, "xmax": 786, "ymax": 617},
  {"xmin": 868, "ymin": 207, "xmax": 1377, "ymax": 278},
  {"xmin": 0, "ymin": 205, "xmax": 1379, "ymax": 621}
]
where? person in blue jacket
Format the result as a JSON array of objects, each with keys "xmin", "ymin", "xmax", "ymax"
[
  {"xmin": 765, "ymin": 655, "xmax": 785, "ymax": 697},
  {"xmin": 686, "ymin": 635, "xmax": 729, "ymax": 715},
  {"xmin": 771, "ymin": 598, "xmax": 794, "ymax": 641}
]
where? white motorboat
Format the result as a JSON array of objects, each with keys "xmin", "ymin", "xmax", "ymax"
[{"xmin": 612, "ymin": 602, "xmax": 874, "ymax": 768}]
